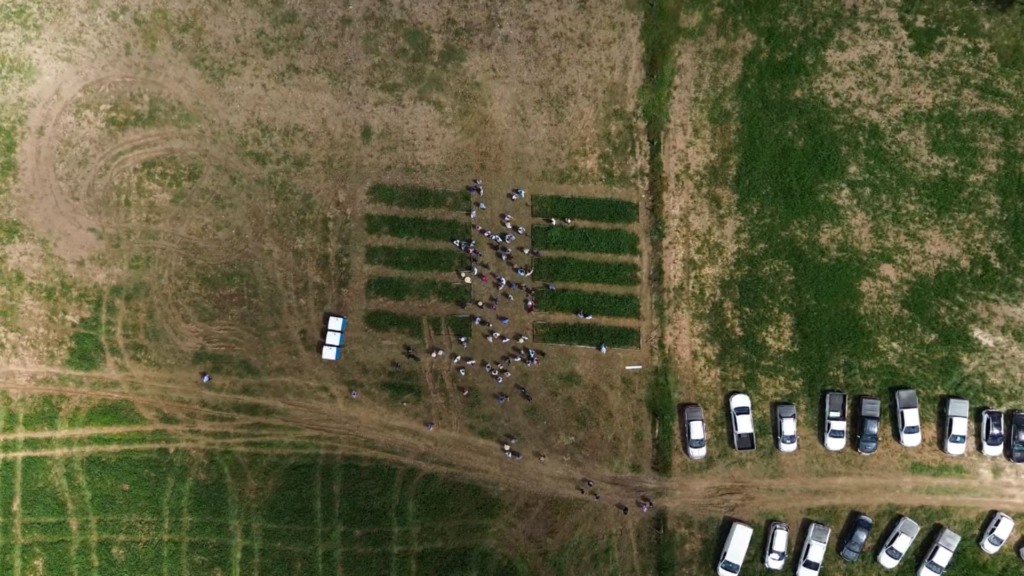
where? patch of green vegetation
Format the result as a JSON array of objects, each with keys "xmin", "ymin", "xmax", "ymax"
[
  {"xmin": 21, "ymin": 395, "xmax": 66, "ymax": 431},
  {"xmin": 191, "ymin": 349, "xmax": 261, "ymax": 377},
  {"xmin": 598, "ymin": 106, "xmax": 638, "ymax": 187},
  {"xmin": 535, "ymin": 289, "xmax": 641, "ymax": 319},
  {"xmin": 653, "ymin": 509, "xmax": 678, "ymax": 576},
  {"xmin": 102, "ymin": 91, "xmax": 195, "ymax": 131},
  {"xmin": 365, "ymin": 276, "xmax": 468, "ymax": 305},
  {"xmin": 0, "ymin": 2, "xmax": 48, "ymax": 34},
  {"xmin": 444, "ymin": 315, "xmax": 472, "ymax": 338},
  {"xmin": 364, "ymin": 214, "xmax": 468, "ymax": 242},
  {"xmin": 532, "ymin": 196, "xmax": 640, "ymax": 224},
  {"xmin": 65, "ymin": 297, "xmax": 106, "ymax": 371},
  {"xmin": 360, "ymin": 123, "xmax": 373, "ymax": 144},
  {"xmin": 647, "ymin": 364, "xmax": 676, "ymax": 475},
  {"xmin": 366, "ymin": 183, "xmax": 466, "ymax": 210},
  {"xmin": 0, "ymin": 108, "xmax": 22, "ymax": 195},
  {"xmin": 365, "ymin": 245, "xmax": 466, "ymax": 272},
  {"xmin": 0, "ymin": 53, "xmax": 36, "ymax": 93},
  {"xmin": 909, "ymin": 461, "xmax": 969, "ymax": 477},
  {"xmin": 364, "ymin": 310, "xmax": 424, "ymax": 338},
  {"xmin": 535, "ymin": 322, "xmax": 641, "ymax": 348},
  {"xmin": 532, "ymin": 226, "xmax": 640, "ymax": 255},
  {"xmin": 533, "ymin": 256, "xmax": 640, "ymax": 286},
  {"xmin": 363, "ymin": 19, "xmax": 468, "ymax": 109},
  {"xmin": 70, "ymin": 399, "xmax": 147, "ymax": 427}
]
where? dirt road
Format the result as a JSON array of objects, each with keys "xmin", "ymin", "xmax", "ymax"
[{"xmin": 2, "ymin": 364, "xmax": 1023, "ymax": 518}]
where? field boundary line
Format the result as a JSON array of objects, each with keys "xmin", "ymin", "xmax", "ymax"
[
  {"xmin": 53, "ymin": 410, "xmax": 81, "ymax": 576},
  {"xmin": 387, "ymin": 467, "xmax": 403, "ymax": 576},
  {"xmin": 331, "ymin": 462, "xmax": 342, "ymax": 576},
  {"xmin": 71, "ymin": 448, "xmax": 100, "ymax": 576},
  {"xmin": 219, "ymin": 457, "xmax": 243, "ymax": 576},
  {"xmin": 160, "ymin": 453, "xmax": 178, "ymax": 576},
  {"xmin": 180, "ymin": 471, "xmax": 194, "ymax": 576}
]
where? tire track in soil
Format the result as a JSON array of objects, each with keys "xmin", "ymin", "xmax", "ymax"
[
  {"xmin": 160, "ymin": 461, "xmax": 176, "ymax": 576},
  {"xmin": 71, "ymin": 448, "xmax": 101, "ymax": 576},
  {"xmin": 12, "ymin": 407, "xmax": 24, "ymax": 576},
  {"xmin": 53, "ymin": 410, "xmax": 82, "ymax": 576}
]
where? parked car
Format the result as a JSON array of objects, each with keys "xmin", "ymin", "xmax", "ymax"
[
  {"xmin": 730, "ymin": 393, "xmax": 756, "ymax": 452},
  {"xmin": 796, "ymin": 522, "xmax": 831, "ymax": 576},
  {"xmin": 764, "ymin": 521, "xmax": 789, "ymax": 571},
  {"xmin": 717, "ymin": 520, "xmax": 753, "ymax": 576},
  {"xmin": 895, "ymin": 389, "xmax": 922, "ymax": 447},
  {"xmin": 980, "ymin": 409, "xmax": 1004, "ymax": 457},
  {"xmin": 775, "ymin": 403, "xmax": 798, "ymax": 453},
  {"xmin": 979, "ymin": 511, "xmax": 1014, "ymax": 554},
  {"xmin": 683, "ymin": 404, "xmax": 707, "ymax": 460},
  {"xmin": 840, "ymin": 513, "xmax": 874, "ymax": 562},
  {"xmin": 878, "ymin": 516, "xmax": 920, "ymax": 570},
  {"xmin": 1011, "ymin": 411, "xmax": 1024, "ymax": 463},
  {"xmin": 824, "ymin": 391, "xmax": 848, "ymax": 451},
  {"xmin": 918, "ymin": 527, "xmax": 960, "ymax": 576},
  {"xmin": 856, "ymin": 396, "xmax": 881, "ymax": 455},
  {"xmin": 944, "ymin": 398, "xmax": 970, "ymax": 456}
]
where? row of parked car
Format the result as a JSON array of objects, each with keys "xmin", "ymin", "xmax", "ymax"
[
  {"xmin": 681, "ymin": 389, "xmax": 1024, "ymax": 460},
  {"xmin": 718, "ymin": 510, "xmax": 1016, "ymax": 575}
]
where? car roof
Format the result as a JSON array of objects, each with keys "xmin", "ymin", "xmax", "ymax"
[
  {"xmin": 903, "ymin": 409, "xmax": 920, "ymax": 427},
  {"xmin": 688, "ymin": 419, "xmax": 705, "ymax": 436},
  {"xmin": 1013, "ymin": 411, "xmax": 1024, "ymax": 425},
  {"xmin": 994, "ymin": 514, "xmax": 1014, "ymax": 537}
]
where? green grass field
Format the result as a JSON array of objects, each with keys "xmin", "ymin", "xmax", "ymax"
[
  {"xmin": 364, "ymin": 214, "xmax": 468, "ymax": 242},
  {"xmin": 365, "ymin": 245, "xmax": 467, "ymax": 272},
  {"xmin": 535, "ymin": 289, "xmax": 641, "ymax": 318},
  {"xmin": 366, "ymin": 183, "xmax": 467, "ymax": 210},
  {"xmin": 532, "ymin": 195, "xmax": 640, "ymax": 224},
  {"xmin": 533, "ymin": 256, "xmax": 640, "ymax": 286},
  {"xmin": 365, "ymin": 276, "xmax": 468, "ymax": 305},
  {"xmin": 534, "ymin": 322, "xmax": 641, "ymax": 348},
  {"xmin": 533, "ymin": 226, "xmax": 640, "ymax": 255}
]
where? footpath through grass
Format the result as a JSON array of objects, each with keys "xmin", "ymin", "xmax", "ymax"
[
  {"xmin": 638, "ymin": 0, "xmax": 684, "ymax": 476},
  {"xmin": 533, "ymin": 195, "xmax": 639, "ymax": 224},
  {"xmin": 533, "ymin": 256, "xmax": 640, "ymax": 286},
  {"xmin": 533, "ymin": 226, "xmax": 640, "ymax": 255}
]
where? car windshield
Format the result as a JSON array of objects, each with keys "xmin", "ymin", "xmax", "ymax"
[
  {"xmin": 770, "ymin": 551, "xmax": 784, "ymax": 560},
  {"xmin": 781, "ymin": 434, "xmax": 796, "ymax": 443},
  {"xmin": 802, "ymin": 559, "xmax": 820, "ymax": 570},
  {"xmin": 950, "ymin": 434, "xmax": 966, "ymax": 443},
  {"xmin": 688, "ymin": 438, "xmax": 706, "ymax": 449},
  {"xmin": 989, "ymin": 534, "xmax": 1005, "ymax": 546},
  {"xmin": 862, "ymin": 433, "xmax": 877, "ymax": 443},
  {"xmin": 828, "ymin": 429, "xmax": 845, "ymax": 438},
  {"xmin": 885, "ymin": 547, "xmax": 903, "ymax": 561},
  {"xmin": 734, "ymin": 407, "xmax": 750, "ymax": 415},
  {"xmin": 1014, "ymin": 440, "xmax": 1024, "ymax": 451},
  {"xmin": 987, "ymin": 433, "xmax": 1004, "ymax": 444},
  {"xmin": 719, "ymin": 560, "xmax": 740, "ymax": 573},
  {"xmin": 925, "ymin": 560, "xmax": 944, "ymax": 572},
  {"xmin": 904, "ymin": 426, "xmax": 920, "ymax": 434}
]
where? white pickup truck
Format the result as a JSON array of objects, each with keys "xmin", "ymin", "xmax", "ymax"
[{"xmin": 824, "ymin": 392, "xmax": 847, "ymax": 451}]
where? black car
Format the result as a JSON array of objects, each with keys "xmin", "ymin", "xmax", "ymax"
[
  {"xmin": 1011, "ymin": 411, "xmax": 1024, "ymax": 463},
  {"xmin": 839, "ymin": 513, "xmax": 873, "ymax": 562},
  {"xmin": 856, "ymin": 397, "xmax": 881, "ymax": 455}
]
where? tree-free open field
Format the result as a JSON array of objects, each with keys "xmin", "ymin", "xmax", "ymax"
[{"xmin": 3, "ymin": 0, "xmax": 1024, "ymax": 573}]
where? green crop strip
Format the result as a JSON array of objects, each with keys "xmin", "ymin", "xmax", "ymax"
[
  {"xmin": 532, "ymin": 195, "xmax": 639, "ymax": 224},
  {"xmin": 366, "ymin": 183, "xmax": 466, "ymax": 210},
  {"xmin": 364, "ymin": 214, "xmax": 468, "ymax": 242},
  {"xmin": 535, "ymin": 289, "xmax": 640, "ymax": 319},
  {"xmin": 365, "ymin": 276, "xmax": 468, "ymax": 305},
  {"xmin": 533, "ymin": 256, "xmax": 640, "ymax": 286},
  {"xmin": 534, "ymin": 322, "xmax": 640, "ymax": 348},
  {"xmin": 365, "ymin": 245, "xmax": 467, "ymax": 272},
  {"xmin": 532, "ymin": 226, "xmax": 639, "ymax": 255}
]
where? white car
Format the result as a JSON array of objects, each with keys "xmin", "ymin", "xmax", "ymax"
[
  {"xmin": 717, "ymin": 521, "xmax": 753, "ymax": 576},
  {"xmin": 918, "ymin": 527, "xmax": 960, "ymax": 576},
  {"xmin": 878, "ymin": 516, "xmax": 920, "ymax": 570},
  {"xmin": 980, "ymin": 409, "xmax": 1004, "ymax": 457},
  {"xmin": 979, "ymin": 512, "xmax": 1014, "ymax": 554},
  {"xmin": 776, "ymin": 404, "xmax": 798, "ymax": 453},
  {"xmin": 944, "ymin": 398, "xmax": 969, "ymax": 456},
  {"xmin": 896, "ymin": 389, "xmax": 922, "ymax": 448},
  {"xmin": 683, "ymin": 405, "xmax": 707, "ymax": 460},
  {"xmin": 796, "ymin": 523, "xmax": 830, "ymax": 576},
  {"xmin": 729, "ymin": 393, "xmax": 756, "ymax": 452},
  {"xmin": 764, "ymin": 521, "xmax": 789, "ymax": 571}
]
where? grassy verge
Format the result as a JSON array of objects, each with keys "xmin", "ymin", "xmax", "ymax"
[
  {"xmin": 909, "ymin": 462, "xmax": 969, "ymax": 477},
  {"xmin": 365, "ymin": 310, "xmax": 425, "ymax": 338},
  {"xmin": 365, "ymin": 214, "xmax": 468, "ymax": 242},
  {"xmin": 534, "ymin": 322, "xmax": 641, "ymax": 348},
  {"xmin": 365, "ymin": 276, "xmax": 468, "ymax": 305},
  {"xmin": 365, "ymin": 245, "xmax": 466, "ymax": 272},
  {"xmin": 535, "ymin": 289, "xmax": 641, "ymax": 319},
  {"xmin": 367, "ymin": 183, "xmax": 466, "ymax": 210},
  {"xmin": 533, "ymin": 256, "xmax": 640, "ymax": 286},
  {"xmin": 532, "ymin": 226, "xmax": 640, "ymax": 255},
  {"xmin": 532, "ymin": 195, "xmax": 640, "ymax": 224},
  {"xmin": 638, "ymin": 0, "xmax": 684, "ymax": 476}
]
